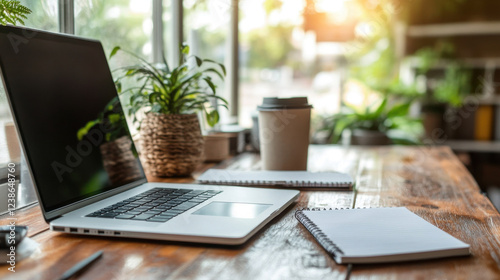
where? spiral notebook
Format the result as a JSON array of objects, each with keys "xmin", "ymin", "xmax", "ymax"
[
  {"xmin": 295, "ymin": 207, "xmax": 470, "ymax": 264},
  {"xmin": 197, "ymin": 170, "xmax": 353, "ymax": 189}
]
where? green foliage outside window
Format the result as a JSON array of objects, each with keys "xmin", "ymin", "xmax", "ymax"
[
  {"xmin": 245, "ymin": 24, "xmax": 295, "ymax": 69},
  {"xmin": 76, "ymin": 0, "xmax": 152, "ymax": 67}
]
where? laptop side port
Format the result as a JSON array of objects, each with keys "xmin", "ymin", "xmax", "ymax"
[
  {"xmin": 83, "ymin": 229, "xmax": 90, "ymax": 234},
  {"xmin": 114, "ymin": 231, "xmax": 121, "ymax": 236},
  {"xmin": 53, "ymin": 226, "xmax": 65, "ymax": 231},
  {"xmin": 98, "ymin": 230, "xmax": 105, "ymax": 234},
  {"xmin": 70, "ymin": 228, "xmax": 78, "ymax": 233}
]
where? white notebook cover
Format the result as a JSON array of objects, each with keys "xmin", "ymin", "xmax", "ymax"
[
  {"xmin": 197, "ymin": 169, "xmax": 353, "ymax": 188},
  {"xmin": 296, "ymin": 207, "xmax": 470, "ymax": 264}
]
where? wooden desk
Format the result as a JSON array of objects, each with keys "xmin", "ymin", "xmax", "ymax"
[{"xmin": 2, "ymin": 145, "xmax": 500, "ymax": 279}]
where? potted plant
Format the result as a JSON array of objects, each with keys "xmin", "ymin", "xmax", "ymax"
[
  {"xmin": 412, "ymin": 45, "xmax": 471, "ymax": 139},
  {"xmin": 324, "ymin": 96, "xmax": 422, "ymax": 145},
  {"xmin": 110, "ymin": 44, "xmax": 227, "ymax": 177}
]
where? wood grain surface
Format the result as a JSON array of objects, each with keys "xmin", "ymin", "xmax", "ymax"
[{"xmin": 1, "ymin": 145, "xmax": 499, "ymax": 280}]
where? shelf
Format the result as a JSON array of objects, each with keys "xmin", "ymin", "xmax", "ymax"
[
  {"xmin": 408, "ymin": 22, "xmax": 500, "ymax": 37},
  {"xmin": 439, "ymin": 140, "xmax": 500, "ymax": 152},
  {"xmin": 406, "ymin": 57, "xmax": 500, "ymax": 69},
  {"xmin": 475, "ymin": 95, "xmax": 500, "ymax": 105},
  {"xmin": 448, "ymin": 95, "xmax": 500, "ymax": 106}
]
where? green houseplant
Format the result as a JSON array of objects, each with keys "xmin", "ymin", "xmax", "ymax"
[
  {"xmin": 414, "ymin": 45, "xmax": 472, "ymax": 108},
  {"xmin": 325, "ymin": 96, "xmax": 422, "ymax": 145},
  {"xmin": 0, "ymin": 0, "xmax": 31, "ymax": 26},
  {"xmin": 413, "ymin": 45, "xmax": 472, "ymax": 139},
  {"xmin": 111, "ymin": 43, "xmax": 227, "ymax": 177}
]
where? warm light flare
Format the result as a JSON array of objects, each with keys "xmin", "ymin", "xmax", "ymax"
[
  {"xmin": 315, "ymin": 0, "xmax": 351, "ymax": 13},
  {"xmin": 316, "ymin": 0, "xmax": 352, "ymax": 24},
  {"xmin": 343, "ymin": 80, "xmax": 380, "ymax": 110}
]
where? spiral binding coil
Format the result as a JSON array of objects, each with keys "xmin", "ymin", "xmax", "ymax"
[
  {"xmin": 198, "ymin": 180, "xmax": 351, "ymax": 187},
  {"xmin": 295, "ymin": 209, "xmax": 345, "ymax": 258}
]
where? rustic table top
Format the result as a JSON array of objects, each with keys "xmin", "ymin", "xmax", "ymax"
[{"xmin": 1, "ymin": 145, "xmax": 500, "ymax": 280}]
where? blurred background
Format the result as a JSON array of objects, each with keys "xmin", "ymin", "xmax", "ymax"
[{"xmin": 1, "ymin": 0, "xmax": 500, "ymax": 208}]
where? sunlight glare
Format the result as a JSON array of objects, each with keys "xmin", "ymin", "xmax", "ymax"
[
  {"xmin": 316, "ymin": 0, "xmax": 351, "ymax": 13},
  {"xmin": 129, "ymin": 0, "xmax": 150, "ymax": 14},
  {"xmin": 344, "ymin": 81, "xmax": 366, "ymax": 109},
  {"xmin": 142, "ymin": 42, "xmax": 152, "ymax": 56},
  {"xmin": 240, "ymin": 0, "xmax": 305, "ymax": 32},
  {"xmin": 106, "ymin": 7, "xmax": 121, "ymax": 19},
  {"xmin": 142, "ymin": 18, "xmax": 153, "ymax": 35},
  {"xmin": 316, "ymin": 0, "xmax": 352, "ymax": 24}
]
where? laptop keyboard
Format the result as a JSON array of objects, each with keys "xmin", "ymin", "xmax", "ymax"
[{"xmin": 86, "ymin": 188, "xmax": 222, "ymax": 223}]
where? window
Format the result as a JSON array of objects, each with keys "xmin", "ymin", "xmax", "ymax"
[
  {"xmin": 183, "ymin": 0, "xmax": 228, "ymax": 64},
  {"xmin": 239, "ymin": 0, "xmax": 343, "ymax": 127},
  {"xmin": 183, "ymin": 0, "xmax": 230, "ymax": 123},
  {"xmin": 75, "ymin": 0, "xmax": 153, "ymax": 68},
  {"xmin": 19, "ymin": 0, "xmax": 58, "ymax": 32},
  {"xmin": 162, "ymin": 0, "xmax": 171, "ymax": 62}
]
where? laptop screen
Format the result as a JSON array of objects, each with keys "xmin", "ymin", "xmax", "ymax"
[{"xmin": 0, "ymin": 26, "xmax": 146, "ymax": 212}]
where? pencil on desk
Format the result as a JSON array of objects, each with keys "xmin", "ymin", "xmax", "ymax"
[{"xmin": 59, "ymin": 250, "xmax": 103, "ymax": 280}]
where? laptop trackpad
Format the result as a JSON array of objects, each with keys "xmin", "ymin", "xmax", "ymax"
[{"xmin": 192, "ymin": 202, "xmax": 271, "ymax": 219}]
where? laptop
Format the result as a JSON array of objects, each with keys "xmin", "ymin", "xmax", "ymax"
[{"xmin": 0, "ymin": 25, "xmax": 299, "ymax": 245}]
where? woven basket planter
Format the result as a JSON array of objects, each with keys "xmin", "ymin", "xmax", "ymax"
[
  {"xmin": 100, "ymin": 136, "xmax": 143, "ymax": 186},
  {"xmin": 139, "ymin": 113, "xmax": 204, "ymax": 177}
]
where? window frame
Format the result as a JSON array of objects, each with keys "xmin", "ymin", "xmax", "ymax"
[{"xmin": 58, "ymin": 0, "xmax": 239, "ymax": 120}]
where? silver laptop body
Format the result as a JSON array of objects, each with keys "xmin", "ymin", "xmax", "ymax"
[{"xmin": 51, "ymin": 182, "xmax": 298, "ymax": 245}]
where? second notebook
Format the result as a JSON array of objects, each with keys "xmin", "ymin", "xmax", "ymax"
[{"xmin": 197, "ymin": 169, "xmax": 353, "ymax": 189}]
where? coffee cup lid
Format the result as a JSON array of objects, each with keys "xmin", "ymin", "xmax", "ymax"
[{"xmin": 257, "ymin": 97, "xmax": 313, "ymax": 111}]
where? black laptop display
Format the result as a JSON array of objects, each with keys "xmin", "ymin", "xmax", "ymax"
[{"xmin": 0, "ymin": 26, "xmax": 145, "ymax": 213}]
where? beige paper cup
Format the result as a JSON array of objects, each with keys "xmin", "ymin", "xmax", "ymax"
[{"xmin": 258, "ymin": 97, "xmax": 312, "ymax": 170}]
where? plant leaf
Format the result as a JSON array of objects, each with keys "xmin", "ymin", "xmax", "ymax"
[
  {"xmin": 371, "ymin": 98, "xmax": 387, "ymax": 117},
  {"xmin": 108, "ymin": 113, "xmax": 121, "ymax": 124},
  {"xmin": 206, "ymin": 110, "xmax": 220, "ymax": 127},
  {"xmin": 0, "ymin": 0, "xmax": 31, "ymax": 26},
  {"xmin": 109, "ymin": 46, "xmax": 121, "ymax": 59},
  {"xmin": 331, "ymin": 116, "xmax": 356, "ymax": 144},
  {"xmin": 218, "ymin": 63, "xmax": 226, "ymax": 76},
  {"xmin": 115, "ymin": 81, "xmax": 122, "ymax": 94},
  {"xmin": 386, "ymin": 102, "xmax": 410, "ymax": 118},
  {"xmin": 148, "ymin": 91, "xmax": 161, "ymax": 104},
  {"xmin": 181, "ymin": 44, "xmax": 190, "ymax": 55},
  {"xmin": 203, "ymin": 77, "xmax": 216, "ymax": 93},
  {"xmin": 161, "ymin": 53, "xmax": 170, "ymax": 73},
  {"xmin": 125, "ymin": 68, "xmax": 137, "ymax": 76},
  {"xmin": 77, "ymin": 120, "xmax": 98, "ymax": 141},
  {"xmin": 205, "ymin": 68, "xmax": 225, "ymax": 80},
  {"xmin": 195, "ymin": 56, "xmax": 202, "ymax": 67}
]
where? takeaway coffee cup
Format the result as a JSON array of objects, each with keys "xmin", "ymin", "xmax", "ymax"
[{"xmin": 257, "ymin": 97, "xmax": 312, "ymax": 170}]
